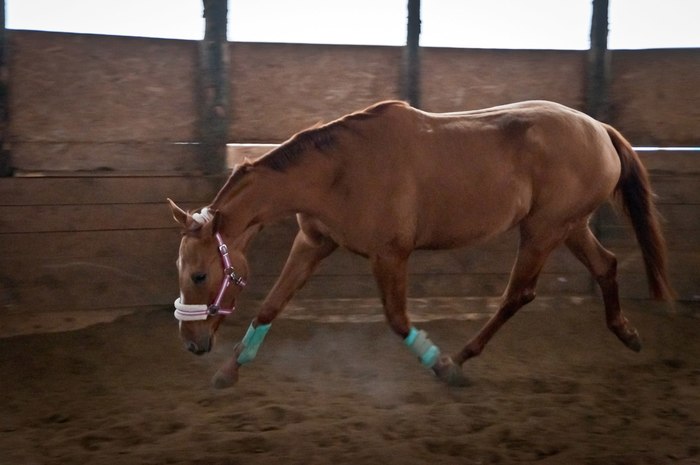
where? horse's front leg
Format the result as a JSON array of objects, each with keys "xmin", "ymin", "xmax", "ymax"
[
  {"xmin": 212, "ymin": 226, "xmax": 337, "ymax": 388},
  {"xmin": 371, "ymin": 253, "xmax": 466, "ymax": 386}
]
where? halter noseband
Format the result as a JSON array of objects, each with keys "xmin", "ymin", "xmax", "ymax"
[{"xmin": 173, "ymin": 211, "xmax": 247, "ymax": 321}]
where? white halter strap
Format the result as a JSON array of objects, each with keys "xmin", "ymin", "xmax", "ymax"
[{"xmin": 173, "ymin": 298, "xmax": 231, "ymax": 321}]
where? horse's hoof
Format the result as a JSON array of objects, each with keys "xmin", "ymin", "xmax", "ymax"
[
  {"xmin": 619, "ymin": 327, "xmax": 642, "ymax": 352},
  {"xmin": 611, "ymin": 321, "xmax": 642, "ymax": 352},
  {"xmin": 432, "ymin": 356, "xmax": 469, "ymax": 387},
  {"xmin": 211, "ymin": 359, "xmax": 239, "ymax": 389},
  {"xmin": 212, "ymin": 369, "xmax": 238, "ymax": 389}
]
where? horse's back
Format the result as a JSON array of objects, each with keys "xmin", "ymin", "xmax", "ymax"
[
  {"xmin": 387, "ymin": 101, "xmax": 621, "ymax": 247},
  {"xmin": 418, "ymin": 101, "xmax": 621, "ymax": 203},
  {"xmin": 326, "ymin": 100, "xmax": 621, "ymax": 252}
]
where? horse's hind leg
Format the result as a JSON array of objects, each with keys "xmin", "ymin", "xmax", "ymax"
[
  {"xmin": 453, "ymin": 229, "xmax": 562, "ymax": 366},
  {"xmin": 565, "ymin": 224, "xmax": 641, "ymax": 351}
]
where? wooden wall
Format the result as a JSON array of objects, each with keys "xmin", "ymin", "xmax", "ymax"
[
  {"xmin": 0, "ymin": 176, "xmax": 219, "ymax": 315},
  {"xmin": 1, "ymin": 150, "xmax": 697, "ymax": 318},
  {"xmin": 1, "ymin": 31, "xmax": 698, "ymax": 322},
  {"xmin": 6, "ymin": 31, "xmax": 699, "ymax": 174},
  {"xmin": 7, "ymin": 32, "xmax": 200, "ymax": 174},
  {"xmin": 597, "ymin": 151, "xmax": 700, "ymax": 300}
]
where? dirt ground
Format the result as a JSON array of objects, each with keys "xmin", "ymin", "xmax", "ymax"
[{"xmin": 1, "ymin": 297, "xmax": 699, "ymax": 465}]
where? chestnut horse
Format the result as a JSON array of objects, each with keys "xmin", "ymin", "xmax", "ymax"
[{"xmin": 168, "ymin": 100, "xmax": 673, "ymax": 388}]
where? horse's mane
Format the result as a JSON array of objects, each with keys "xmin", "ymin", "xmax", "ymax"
[
  {"xmin": 211, "ymin": 101, "xmax": 408, "ymax": 207},
  {"xmin": 257, "ymin": 100, "xmax": 408, "ymax": 172}
]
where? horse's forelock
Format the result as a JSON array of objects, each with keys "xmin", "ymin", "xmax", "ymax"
[
  {"xmin": 192, "ymin": 207, "xmax": 213, "ymax": 225},
  {"xmin": 179, "ymin": 211, "xmax": 206, "ymax": 237},
  {"xmin": 181, "ymin": 219, "xmax": 203, "ymax": 237}
]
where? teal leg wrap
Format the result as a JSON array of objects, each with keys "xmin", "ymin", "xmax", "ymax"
[
  {"xmin": 236, "ymin": 321, "xmax": 272, "ymax": 365},
  {"xmin": 404, "ymin": 327, "xmax": 441, "ymax": 368}
]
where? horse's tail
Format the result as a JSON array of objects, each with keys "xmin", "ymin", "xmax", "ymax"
[{"xmin": 604, "ymin": 124, "xmax": 675, "ymax": 301}]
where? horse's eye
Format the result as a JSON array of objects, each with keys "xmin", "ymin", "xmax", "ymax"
[{"xmin": 191, "ymin": 272, "xmax": 207, "ymax": 285}]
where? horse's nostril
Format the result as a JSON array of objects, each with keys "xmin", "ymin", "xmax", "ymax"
[{"xmin": 185, "ymin": 340, "xmax": 210, "ymax": 355}]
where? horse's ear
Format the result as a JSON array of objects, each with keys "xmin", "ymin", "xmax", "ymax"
[
  {"xmin": 232, "ymin": 224, "xmax": 262, "ymax": 252},
  {"xmin": 167, "ymin": 198, "xmax": 188, "ymax": 226}
]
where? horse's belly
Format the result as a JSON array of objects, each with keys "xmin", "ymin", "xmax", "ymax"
[
  {"xmin": 415, "ymin": 197, "xmax": 528, "ymax": 250},
  {"xmin": 414, "ymin": 174, "xmax": 532, "ymax": 250}
]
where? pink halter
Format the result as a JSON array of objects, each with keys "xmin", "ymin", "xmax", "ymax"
[{"xmin": 173, "ymin": 232, "xmax": 247, "ymax": 321}]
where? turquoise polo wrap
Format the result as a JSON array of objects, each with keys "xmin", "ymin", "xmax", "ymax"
[
  {"xmin": 404, "ymin": 327, "xmax": 441, "ymax": 368},
  {"xmin": 236, "ymin": 321, "xmax": 272, "ymax": 365}
]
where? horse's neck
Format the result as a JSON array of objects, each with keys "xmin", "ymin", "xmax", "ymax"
[{"xmin": 214, "ymin": 164, "xmax": 326, "ymax": 237}]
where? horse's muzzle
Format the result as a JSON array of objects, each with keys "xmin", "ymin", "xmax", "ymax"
[{"xmin": 185, "ymin": 339, "xmax": 211, "ymax": 355}]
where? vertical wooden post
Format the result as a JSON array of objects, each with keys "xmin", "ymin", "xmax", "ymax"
[
  {"xmin": 0, "ymin": 0, "xmax": 11, "ymax": 176},
  {"xmin": 586, "ymin": 0, "xmax": 610, "ymax": 121},
  {"xmin": 198, "ymin": 0, "xmax": 229, "ymax": 174},
  {"xmin": 401, "ymin": 0, "xmax": 421, "ymax": 107},
  {"xmin": 588, "ymin": 0, "xmax": 611, "ymax": 295}
]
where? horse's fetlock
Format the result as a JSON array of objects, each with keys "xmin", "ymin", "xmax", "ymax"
[{"xmin": 458, "ymin": 343, "xmax": 483, "ymax": 363}]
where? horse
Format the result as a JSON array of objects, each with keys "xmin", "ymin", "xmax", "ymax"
[{"xmin": 168, "ymin": 100, "xmax": 674, "ymax": 388}]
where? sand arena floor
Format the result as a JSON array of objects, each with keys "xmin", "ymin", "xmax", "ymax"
[{"xmin": 1, "ymin": 297, "xmax": 699, "ymax": 464}]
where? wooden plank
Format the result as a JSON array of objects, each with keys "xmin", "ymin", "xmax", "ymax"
[
  {"xmin": 247, "ymin": 232, "xmax": 583, "ymax": 277},
  {"xmin": 0, "ymin": 176, "xmax": 225, "ymax": 206},
  {"xmin": 279, "ymin": 272, "xmax": 592, "ymax": 300},
  {"xmin": 0, "ymin": 254, "xmax": 177, "ymax": 288},
  {"xmin": 617, "ymin": 272, "xmax": 699, "ymax": 301},
  {"xmin": 3, "ymin": 265, "xmax": 690, "ymax": 314},
  {"xmin": 409, "ymin": 272, "xmax": 592, "ymax": 297},
  {"xmin": 4, "ymin": 281, "xmax": 178, "ymax": 311},
  {"xmin": 605, "ymin": 249, "xmax": 700, "ymax": 274},
  {"xmin": 10, "ymin": 142, "xmax": 207, "ymax": 174},
  {"xmin": 0, "ymin": 229, "xmax": 181, "ymax": 260},
  {"xmin": 596, "ymin": 204, "xmax": 700, "ymax": 232},
  {"xmin": 598, "ymin": 226, "xmax": 700, "ymax": 250},
  {"xmin": 646, "ymin": 175, "xmax": 700, "ymax": 204},
  {"xmin": 639, "ymin": 151, "xmax": 700, "ymax": 176},
  {"xmin": 0, "ymin": 203, "xmax": 209, "ymax": 233}
]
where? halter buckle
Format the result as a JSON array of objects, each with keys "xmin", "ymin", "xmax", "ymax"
[
  {"xmin": 225, "ymin": 266, "xmax": 247, "ymax": 287},
  {"xmin": 207, "ymin": 305, "xmax": 220, "ymax": 315}
]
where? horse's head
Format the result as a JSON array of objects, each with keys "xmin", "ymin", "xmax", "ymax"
[{"xmin": 168, "ymin": 199, "xmax": 252, "ymax": 356}]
